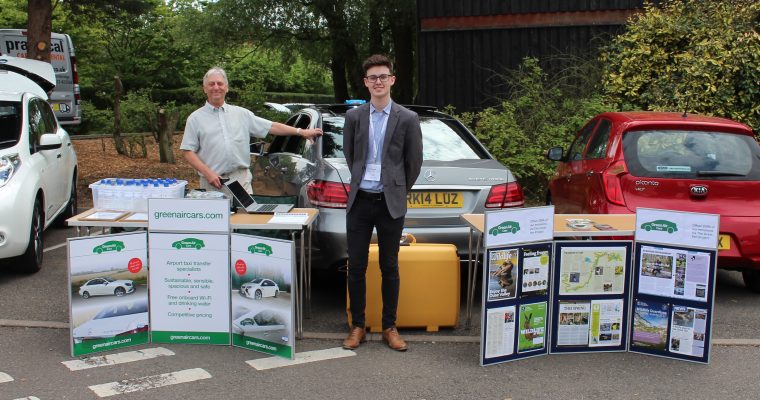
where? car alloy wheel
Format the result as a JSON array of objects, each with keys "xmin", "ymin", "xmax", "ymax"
[
  {"xmin": 115, "ymin": 287, "xmax": 126, "ymax": 296},
  {"xmin": 255, "ymin": 290, "xmax": 262, "ymax": 300},
  {"xmin": 82, "ymin": 291, "xmax": 90, "ymax": 299}
]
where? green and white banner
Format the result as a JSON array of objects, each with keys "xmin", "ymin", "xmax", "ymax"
[
  {"xmin": 149, "ymin": 232, "xmax": 231, "ymax": 345},
  {"xmin": 230, "ymin": 234, "xmax": 295, "ymax": 359},
  {"xmin": 68, "ymin": 232, "xmax": 149, "ymax": 356}
]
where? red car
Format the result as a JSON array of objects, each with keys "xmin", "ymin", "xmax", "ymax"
[{"xmin": 546, "ymin": 112, "xmax": 760, "ymax": 291}]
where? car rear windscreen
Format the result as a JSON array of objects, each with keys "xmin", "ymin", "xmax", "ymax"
[
  {"xmin": 623, "ymin": 129, "xmax": 760, "ymax": 180},
  {"xmin": 321, "ymin": 116, "xmax": 485, "ymax": 161}
]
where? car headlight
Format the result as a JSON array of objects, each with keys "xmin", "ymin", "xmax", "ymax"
[{"xmin": 0, "ymin": 154, "xmax": 21, "ymax": 188}]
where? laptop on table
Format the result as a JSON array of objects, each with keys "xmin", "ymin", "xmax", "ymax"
[{"xmin": 224, "ymin": 179, "xmax": 294, "ymax": 214}]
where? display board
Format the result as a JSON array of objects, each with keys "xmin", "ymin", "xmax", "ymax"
[
  {"xmin": 148, "ymin": 198, "xmax": 231, "ymax": 345},
  {"xmin": 230, "ymin": 234, "xmax": 296, "ymax": 359},
  {"xmin": 481, "ymin": 206, "xmax": 554, "ymax": 365},
  {"xmin": 549, "ymin": 241, "xmax": 633, "ymax": 354},
  {"xmin": 629, "ymin": 208, "xmax": 719, "ymax": 364},
  {"xmin": 68, "ymin": 232, "xmax": 149, "ymax": 356}
]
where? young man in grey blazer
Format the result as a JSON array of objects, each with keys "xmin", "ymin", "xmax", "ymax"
[{"xmin": 342, "ymin": 54, "xmax": 423, "ymax": 351}]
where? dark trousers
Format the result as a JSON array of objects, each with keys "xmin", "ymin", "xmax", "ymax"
[{"xmin": 346, "ymin": 191, "xmax": 405, "ymax": 330}]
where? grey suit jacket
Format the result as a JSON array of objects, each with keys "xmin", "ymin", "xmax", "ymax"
[{"xmin": 343, "ymin": 102, "xmax": 423, "ymax": 219}]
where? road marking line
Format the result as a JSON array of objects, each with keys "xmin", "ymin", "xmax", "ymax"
[
  {"xmin": 62, "ymin": 347, "xmax": 175, "ymax": 371},
  {"xmin": 44, "ymin": 242, "xmax": 67, "ymax": 252},
  {"xmin": 0, "ymin": 371, "xmax": 13, "ymax": 383},
  {"xmin": 13, "ymin": 397, "xmax": 40, "ymax": 400},
  {"xmin": 246, "ymin": 347, "xmax": 355, "ymax": 370},
  {"xmin": 88, "ymin": 368, "xmax": 211, "ymax": 397}
]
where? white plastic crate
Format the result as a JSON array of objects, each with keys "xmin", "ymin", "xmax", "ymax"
[{"xmin": 89, "ymin": 178, "xmax": 187, "ymax": 211}]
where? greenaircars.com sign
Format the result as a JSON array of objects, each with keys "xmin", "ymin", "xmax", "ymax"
[
  {"xmin": 640, "ymin": 220, "xmax": 678, "ymax": 234},
  {"xmin": 248, "ymin": 243, "xmax": 273, "ymax": 256}
]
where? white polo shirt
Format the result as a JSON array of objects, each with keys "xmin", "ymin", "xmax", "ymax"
[{"xmin": 180, "ymin": 102, "xmax": 272, "ymax": 175}]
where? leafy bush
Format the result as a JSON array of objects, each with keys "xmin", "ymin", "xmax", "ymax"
[
  {"xmin": 453, "ymin": 58, "xmax": 612, "ymax": 204},
  {"xmin": 601, "ymin": 0, "xmax": 760, "ymax": 129}
]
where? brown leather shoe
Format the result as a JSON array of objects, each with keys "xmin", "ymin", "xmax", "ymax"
[
  {"xmin": 382, "ymin": 327, "xmax": 408, "ymax": 351},
  {"xmin": 342, "ymin": 326, "xmax": 366, "ymax": 350}
]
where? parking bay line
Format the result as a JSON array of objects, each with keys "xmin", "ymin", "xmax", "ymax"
[
  {"xmin": 88, "ymin": 368, "xmax": 211, "ymax": 397},
  {"xmin": 246, "ymin": 347, "xmax": 355, "ymax": 370},
  {"xmin": 0, "ymin": 371, "xmax": 13, "ymax": 383},
  {"xmin": 62, "ymin": 347, "xmax": 175, "ymax": 371}
]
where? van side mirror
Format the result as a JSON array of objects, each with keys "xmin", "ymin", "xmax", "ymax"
[
  {"xmin": 546, "ymin": 147, "xmax": 564, "ymax": 161},
  {"xmin": 250, "ymin": 141, "xmax": 265, "ymax": 156}
]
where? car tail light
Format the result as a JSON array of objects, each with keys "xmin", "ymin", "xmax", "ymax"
[
  {"xmin": 603, "ymin": 160, "xmax": 628, "ymax": 206},
  {"xmin": 307, "ymin": 179, "xmax": 350, "ymax": 208},
  {"xmin": 485, "ymin": 182, "xmax": 525, "ymax": 208}
]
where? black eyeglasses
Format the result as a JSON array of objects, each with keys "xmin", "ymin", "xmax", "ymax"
[{"xmin": 365, "ymin": 74, "xmax": 393, "ymax": 83}]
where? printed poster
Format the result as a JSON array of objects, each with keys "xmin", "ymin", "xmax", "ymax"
[
  {"xmin": 487, "ymin": 248, "xmax": 518, "ymax": 302},
  {"xmin": 632, "ymin": 299, "xmax": 670, "ymax": 351},
  {"xmin": 484, "ymin": 306, "xmax": 516, "ymax": 358},
  {"xmin": 518, "ymin": 302, "xmax": 547, "ymax": 353},
  {"xmin": 589, "ymin": 299, "xmax": 623, "ymax": 347},
  {"xmin": 669, "ymin": 306, "xmax": 707, "ymax": 357},
  {"xmin": 230, "ymin": 234, "xmax": 295, "ymax": 359},
  {"xmin": 520, "ymin": 247, "xmax": 550, "ymax": 297},
  {"xmin": 556, "ymin": 301, "xmax": 590, "ymax": 346},
  {"xmin": 68, "ymin": 232, "xmax": 149, "ymax": 356},
  {"xmin": 638, "ymin": 245, "xmax": 710, "ymax": 302},
  {"xmin": 559, "ymin": 246, "xmax": 627, "ymax": 295}
]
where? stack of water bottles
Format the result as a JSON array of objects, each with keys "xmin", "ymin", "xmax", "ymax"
[{"xmin": 89, "ymin": 178, "xmax": 188, "ymax": 211}]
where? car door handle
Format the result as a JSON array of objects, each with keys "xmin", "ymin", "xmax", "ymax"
[
  {"xmin": 586, "ymin": 171, "xmax": 595, "ymax": 177},
  {"xmin": 57, "ymin": 154, "xmax": 62, "ymax": 158}
]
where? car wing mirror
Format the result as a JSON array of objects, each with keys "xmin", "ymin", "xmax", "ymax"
[
  {"xmin": 546, "ymin": 146, "xmax": 564, "ymax": 161},
  {"xmin": 36, "ymin": 133, "xmax": 63, "ymax": 151},
  {"xmin": 250, "ymin": 141, "xmax": 266, "ymax": 156}
]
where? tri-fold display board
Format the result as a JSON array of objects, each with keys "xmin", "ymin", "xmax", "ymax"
[
  {"xmin": 481, "ymin": 207, "xmax": 718, "ymax": 366},
  {"xmin": 68, "ymin": 198, "xmax": 296, "ymax": 359}
]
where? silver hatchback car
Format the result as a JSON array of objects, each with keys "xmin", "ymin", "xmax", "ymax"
[{"xmin": 251, "ymin": 104, "xmax": 523, "ymax": 269}]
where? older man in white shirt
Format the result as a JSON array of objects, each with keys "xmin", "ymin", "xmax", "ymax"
[{"xmin": 181, "ymin": 67, "xmax": 322, "ymax": 193}]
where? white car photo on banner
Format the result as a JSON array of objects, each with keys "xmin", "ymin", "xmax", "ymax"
[{"xmin": 68, "ymin": 232, "xmax": 149, "ymax": 357}]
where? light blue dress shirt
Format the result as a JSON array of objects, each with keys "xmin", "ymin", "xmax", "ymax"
[{"xmin": 359, "ymin": 101, "xmax": 392, "ymax": 192}]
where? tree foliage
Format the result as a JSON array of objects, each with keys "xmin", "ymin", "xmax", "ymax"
[
  {"xmin": 601, "ymin": 0, "xmax": 760, "ymax": 129},
  {"xmin": 455, "ymin": 58, "xmax": 612, "ymax": 204}
]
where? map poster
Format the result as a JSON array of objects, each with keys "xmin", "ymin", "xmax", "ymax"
[
  {"xmin": 517, "ymin": 302, "xmax": 547, "ymax": 353},
  {"xmin": 631, "ymin": 299, "xmax": 670, "ymax": 351},
  {"xmin": 558, "ymin": 245, "xmax": 628, "ymax": 295}
]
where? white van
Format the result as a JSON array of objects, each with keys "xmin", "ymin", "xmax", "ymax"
[{"xmin": 0, "ymin": 29, "xmax": 81, "ymax": 125}]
